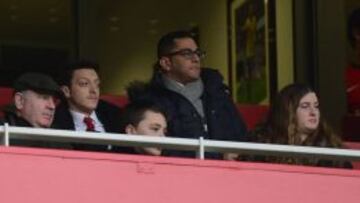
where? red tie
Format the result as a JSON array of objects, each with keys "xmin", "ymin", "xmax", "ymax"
[{"xmin": 83, "ymin": 117, "xmax": 95, "ymax": 131}]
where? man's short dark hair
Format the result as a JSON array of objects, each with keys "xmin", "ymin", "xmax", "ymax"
[
  {"xmin": 157, "ymin": 30, "xmax": 197, "ymax": 59},
  {"xmin": 59, "ymin": 59, "xmax": 100, "ymax": 86},
  {"xmin": 347, "ymin": 8, "xmax": 360, "ymax": 46},
  {"xmin": 120, "ymin": 100, "xmax": 166, "ymax": 133}
]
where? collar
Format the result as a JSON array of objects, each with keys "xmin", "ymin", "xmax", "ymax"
[
  {"xmin": 9, "ymin": 114, "xmax": 34, "ymax": 127},
  {"xmin": 162, "ymin": 75, "xmax": 185, "ymax": 92},
  {"xmin": 69, "ymin": 110, "xmax": 104, "ymax": 132},
  {"xmin": 162, "ymin": 74, "xmax": 203, "ymax": 93}
]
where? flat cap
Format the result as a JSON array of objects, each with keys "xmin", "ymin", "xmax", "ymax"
[{"xmin": 13, "ymin": 73, "xmax": 61, "ymax": 96}]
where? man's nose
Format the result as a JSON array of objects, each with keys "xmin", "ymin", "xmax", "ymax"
[
  {"xmin": 89, "ymin": 83, "xmax": 99, "ymax": 93},
  {"xmin": 47, "ymin": 98, "xmax": 56, "ymax": 109},
  {"xmin": 192, "ymin": 53, "xmax": 201, "ymax": 62}
]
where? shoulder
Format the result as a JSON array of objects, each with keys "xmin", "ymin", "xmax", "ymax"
[
  {"xmin": 96, "ymin": 100, "xmax": 123, "ymax": 130},
  {"xmin": 54, "ymin": 102, "xmax": 72, "ymax": 119},
  {"xmin": 96, "ymin": 99, "xmax": 122, "ymax": 115},
  {"xmin": 201, "ymin": 68, "xmax": 231, "ymax": 95},
  {"xmin": 52, "ymin": 101, "xmax": 74, "ymax": 129},
  {"xmin": 5, "ymin": 113, "xmax": 33, "ymax": 127},
  {"xmin": 2, "ymin": 105, "xmax": 33, "ymax": 127},
  {"xmin": 201, "ymin": 68, "xmax": 224, "ymax": 83},
  {"xmin": 96, "ymin": 100, "xmax": 122, "ymax": 133}
]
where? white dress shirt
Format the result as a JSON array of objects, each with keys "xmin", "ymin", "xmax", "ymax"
[{"xmin": 69, "ymin": 110, "xmax": 105, "ymax": 132}]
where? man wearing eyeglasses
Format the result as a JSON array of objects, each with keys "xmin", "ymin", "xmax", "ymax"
[{"xmin": 143, "ymin": 30, "xmax": 247, "ymax": 159}]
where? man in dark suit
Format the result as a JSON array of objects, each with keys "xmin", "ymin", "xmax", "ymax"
[{"xmin": 52, "ymin": 60, "xmax": 122, "ymax": 151}]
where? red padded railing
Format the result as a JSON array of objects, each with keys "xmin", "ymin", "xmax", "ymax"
[
  {"xmin": 236, "ymin": 104, "xmax": 269, "ymax": 130},
  {"xmin": 0, "ymin": 146, "xmax": 359, "ymax": 203}
]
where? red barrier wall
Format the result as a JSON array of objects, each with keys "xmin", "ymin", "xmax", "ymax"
[{"xmin": 0, "ymin": 146, "xmax": 359, "ymax": 203}]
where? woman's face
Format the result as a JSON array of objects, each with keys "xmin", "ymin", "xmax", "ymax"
[{"xmin": 296, "ymin": 92, "xmax": 320, "ymax": 134}]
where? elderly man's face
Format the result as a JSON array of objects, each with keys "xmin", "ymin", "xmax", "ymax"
[{"xmin": 14, "ymin": 90, "xmax": 56, "ymax": 128}]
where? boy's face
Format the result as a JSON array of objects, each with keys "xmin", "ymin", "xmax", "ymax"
[{"xmin": 126, "ymin": 110, "xmax": 167, "ymax": 156}]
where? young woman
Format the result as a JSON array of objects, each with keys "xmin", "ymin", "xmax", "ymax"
[{"xmin": 247, "ymin": 83, "xmax": 351, "ymax": 168}]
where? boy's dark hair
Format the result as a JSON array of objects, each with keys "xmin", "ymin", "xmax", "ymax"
[
  {"xmin": 58, "ymin": 59, "xmax": 100, "ymax": 86},
  {"xmin": 347, "ymin": 8, "xmax": 360, "ymax": 46},
  {"xmin": 120, "ymin": 100, "xmax": 166, "ymax": 133},
  {"xmin": 157, "ymin": 30, "xmax": 197, "ymax": 59}
]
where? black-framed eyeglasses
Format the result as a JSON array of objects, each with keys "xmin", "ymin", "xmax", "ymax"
[{"xmin": 166, "ymin": 49, "xmax": 206, "ymax": 60}]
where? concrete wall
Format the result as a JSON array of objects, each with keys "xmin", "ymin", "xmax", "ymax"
[
  {"xmin": 276, "ymin": 0, "xmax": 294, "ymax": 90},
  {"xmin": 88, "ymin": 0, "xmax": 294, "ymax": 96},
  {"xmin": 90, "ymin": 0, "xmax": 229, "ymax": 95}
]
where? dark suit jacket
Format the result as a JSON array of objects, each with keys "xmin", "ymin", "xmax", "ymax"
[
  {"xmin": 52, "ymin": 99, "xmax": 123, "ymax": 152},
  {"xmin": 146, "ymin": 68, "xmax": 247, "ymax": 159},
  {"xmin": 53, "ymin": 99, "xmax": 122, "ymax": 133}
]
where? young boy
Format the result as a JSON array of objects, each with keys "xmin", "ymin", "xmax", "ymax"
[{"xmin": 120, "ymin": 100, "xmax": 167, "ymax": 156}]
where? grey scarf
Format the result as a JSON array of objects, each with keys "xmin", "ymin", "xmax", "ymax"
[{"xmin": 162, "ymin": 75, "xmax": 205, "ymax": 118}]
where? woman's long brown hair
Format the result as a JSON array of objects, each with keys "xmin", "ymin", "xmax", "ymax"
[{"xmin": 258, "ymin": 83, "xmax": 342, "ymax": 148}]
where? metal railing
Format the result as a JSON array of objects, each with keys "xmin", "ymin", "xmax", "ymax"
[{"xmin": 1, "ymin": 123, "xmax": 360, "ymax": 161}]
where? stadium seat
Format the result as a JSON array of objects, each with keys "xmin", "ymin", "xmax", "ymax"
[
  {"xmin": 0, "ymin": 87, "xmax": 14, "ymax": 118},
  {"xmin": 100, "ymin": 94, "xmax": 128, "ymax": 108},
  {"xmin": 237, "ymin": 104, "xmax": 269, "ymax": 130}
]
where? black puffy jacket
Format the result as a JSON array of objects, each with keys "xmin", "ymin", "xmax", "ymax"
[{"xmin": 148, "ymin": 68, "xmax": 247, "ymax": 159}]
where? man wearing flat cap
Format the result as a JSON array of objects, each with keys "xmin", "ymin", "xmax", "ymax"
[{"xmin": 4, "ymin": 72, "xmax": 60, "ymax": 128}]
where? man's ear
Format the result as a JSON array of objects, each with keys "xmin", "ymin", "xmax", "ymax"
[
  {"xmin": 159, "ymin": 57, "xmax": 171, "ymax": 72},
  {"xmin": 125, "ymin": 124, "xmax": 137, "ymax": 135},
  {"xmin": 14, "ymin": 92, "xmax": 25, "ymax": 110},
  {"xmin": 61, "ymin": 86, "xmax": 71, "ymax": 99}
]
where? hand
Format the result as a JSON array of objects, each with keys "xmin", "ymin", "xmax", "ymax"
[{"xmin": 223, "ymin": 152, "xmax": 239, "ymax": 161}]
